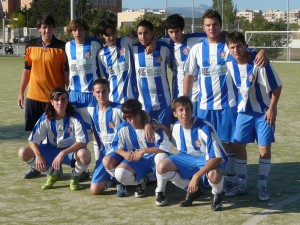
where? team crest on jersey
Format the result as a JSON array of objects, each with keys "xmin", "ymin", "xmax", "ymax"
[
  {"xmin": 248, "ymin": 74, "xmax": 256, "ymax": 82},
  {"xmin": 156, "ymin": 55, "xmax": 163, "ymax": 63},
  {"xmin": 84, "ymin": 51, "xmax": 92, "ymax": 59},
  {"xmin": 108, "ymin": 122, "xmax": 115, "ymax": 128},
  {"xmin": 219, "ymin": 52, "xmax": 226, "ymax": 59},
  {"xmin": 194, "ymin": 140, "xmax": 201, "ymax": 148},
  {"xmin": 65, "ymin": 127, "xmax": 73, "ymax": 133},
  {"xmin": 118, "ymin": 48, "xmax": 125, "ymax": 56},
  {"xmin": 183, "ymin": 48, "xmax": 190, "ymax": 55}
]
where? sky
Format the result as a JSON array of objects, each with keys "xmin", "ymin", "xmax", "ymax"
[{"xmin": 123, "ymin": 0, "xmax": 299, "ymax": 12}]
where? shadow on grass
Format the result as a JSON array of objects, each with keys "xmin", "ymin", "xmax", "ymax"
[{"xmin": 0, "ymin": 124, "xmax": 28, "ymax": 140}]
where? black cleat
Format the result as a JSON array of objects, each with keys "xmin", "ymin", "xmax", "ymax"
[
  {"xmin": 23, "ymin": 167, "xmax": 41, "ymax": 179},
  {"xmin": 79, "ymin": 170, "xmax": 90, "ymax": 182},
  {"xmin": 211, "ymin": 194, "xmax": 222, "ymax": 211},
  {"xmin": 179, "ymin": 189, "xmax": 203, "ymax": 207},
  {"xmin": 155, "ymin": 192, "xmax": 167, "ymax": 206},
  {"xmin": 134, "ymin": 179, "xmax": 147, "ymax": 198}
]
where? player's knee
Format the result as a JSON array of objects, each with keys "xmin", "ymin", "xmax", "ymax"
[
  {"xmin": 156, "ymin": 159, "xmax": 168, "ymax": 174},
  {"xmin": 90, "ymin": 183, "xmax": 105, "ymax": 195},
  {"xmin": 103, "ymin": 156, "xmax": 115, "ymax": 170},
  {"xmin": 207, "ymin": 169, "xmax": 222, "ymax": 184},
  {"xmin": 18, "ymin": 146, "xmax": 33, "ymax": 161},
  {"xmin": 76, "ymin": 148, "xmax": 91, "ymax": 165}
]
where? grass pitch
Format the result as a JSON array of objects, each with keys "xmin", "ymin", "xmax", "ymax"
[{"xmin": 0, "ymin": 57, "xmax": 299, "ymax": 225}]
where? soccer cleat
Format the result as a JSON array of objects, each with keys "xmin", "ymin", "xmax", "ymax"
[
  {"xmin": 211, "ymin": 194, "xmax": 222, "ymax": 211},
  {"xmin": 79, "ymin": 170, "xmax": 90, "ymax": 182},
  {"xmin": 70, "ymin": 175, "xmax": 80, "ymax": 191},
  {"xmin": 23, "ymin": 166, "xmax": 41, "ymax": 179},
  {"xmin": 258, "ymin": 186, "xmax": 270, "ymax": 201},
  {"xmin": 134, "ymin": 179, "xmax": 147, "ymax": 198},
  {"xmin": 116, "ymin": 184, "xmax": 128, "ymax": 197},
  {"xmin": 224, "ymin": 186, "xmax": 248, "ymax": 197},
  {"xmin": 41, "ymin": 172, "xmax": 61, "ymax": 190},
  {"xmin": 179, "ymin": 189, "xmax": 203, "ymax": 207},
  {"xmin": 155, "ymin": 192, "xmax": 167, "ymax": 206}
]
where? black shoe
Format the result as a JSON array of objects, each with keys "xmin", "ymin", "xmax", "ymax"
[
  {"xmin": 179, "ymin": 189, "xmax": 203, "ymax": 207},
  {"xmin": 79, "ymin": 170, "xmax": 90, "ymax": 182},
  {"xmin": 23, "ymin": 167, "xmax": 41, "ymax": 179},
  {"xmin": 134, "ymin": 179, "xmax": 147, "ymax": 198},
  {"xmin": 211, "ymin": 194, "xmax": 222, "ymax": 211},
  {"xmin": 155, "ymin": 192, "xmax": 167, "ymax": 206}
]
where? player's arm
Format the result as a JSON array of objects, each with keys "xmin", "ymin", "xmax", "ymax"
[
  {"xmin": 183, "ymin": 73, "xmax": 194, "ymax": 96},
  {"xmin": 133, "ymin": 147, "xmax": 165, "ymax": 161},
  {"xmin": 64, "ymin": 70, "xmax": 69, "ymax": 88},
  {"xmin": 151, "ymin": 120, "xmax": 172, "ymax": 141},
  {"xmin": 188, "ymin": 157, "xmax": 223, "ymax": 193},
  {"xmin": 253, "ymin": 49, "xmax": 267, "ymax": 67},
  {"xmin": 264, "ymin": 85, "xmax": 282, "ymax": 127},
  {"xmin": 18, "ymin": 69, "xmax": 30, "ymax": 109},
  {"xmin": 115, "ymin": 149, "xmax": 134, "ymax": 161}
]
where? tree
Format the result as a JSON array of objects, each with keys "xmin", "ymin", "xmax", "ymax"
[
  {"xmin": 134, "ymin": 14, "xmax": 165, "ymax": 38},
  {"xmin": 212, "ymin": 0, "xmax": 236, "ymax": 31}
]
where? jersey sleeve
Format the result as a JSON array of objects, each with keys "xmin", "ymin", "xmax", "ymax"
[
  {"xmin": 155, "ymin": 130, "xmax": 172, "ymax": 153},
  {"xmin": 72, "ymin": 114, "xmax": 89, "ymax": 144},
  {"xmin": 183, "ymin": 44, "xmax": 200, "ymax": 76},
  {"xmin": 257, "ymin": 63, "xmax": 282, "ymax": 93},
  {"xmin": 28, "ymin": 114, "xmax": 48, "ymax": 144}
]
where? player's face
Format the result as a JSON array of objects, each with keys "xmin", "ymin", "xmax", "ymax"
[
  {"xmin": 173, "ymin": 104, "xmax": 193, "ymax": 128},
  {"xmin": 93, "ymin": 84, "xmax": 110, "ymax": 105},
  {"xmin": 137, "ymin": 26, "xmax": 154, "ymax": 47},
  {"xmin": 125, "ymin": 113, "xmax": 143, "ymax": 129},
  {"xmin": 203, "ymin": 18, "xmax": 222, "ymax": 42},
  {"xmin": 72, "ymin": 26, "xmax": 86, "ymax": 44},
  {"xmin": 51, "ymin": 93, "xmax": 68, "ymax": 118},
  {"xmin": 102, "ymin": 28, "xmax": 117, "ymax": 47},
  {"xmin": 228, "ymin": 41, "xmax": 247, "ymax": 62},
  {"xmin": 167, "ymin": 28, "xmax": 184, "ymax": 43},
  {"xmin": 39, "ymin": 24, "xmax": 55, "ymax": 42}
]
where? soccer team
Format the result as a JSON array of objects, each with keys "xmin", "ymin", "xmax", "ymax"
[{"xmin": 17, "ymin": 10, "xmax": 282, "ymax": 211}]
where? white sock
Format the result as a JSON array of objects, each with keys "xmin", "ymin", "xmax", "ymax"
[
  {"xmin": 209, "ymin": 176, "xmax": 224, "ymax": 194},
  {"xmin": 257, "ymin": 158, "xmax": 271, "ymax": 188},
  {"xmin": 115, "ymin": 168, "xmax": 140, "ymax": 185},
  {"xmin": 106, "ymin": 168, "xmax": 115, "ymax": 178},
  {"xmin": 72, "ymin": 161, "xmax": 89, "ymax": 176},
  {"xmin": 161, "ymin": 171, "xmax": 189, "ymax": 191},
  {"xmin": 226, "ymin": 153, "xmax": 236, "ymax": 178},
  {"xmin": 93, "ymin": 141, "xmax": 100, "ymax": 161},
  {"xmin": 154, "ymin": 153, "xmax": 168, "ymax": 193},
  {"xmin": 235, "ymin": 159, "xmax": 248, "ymax": 188},
  {"xmin": 26, "ymin": 157, "xmax": 54, "ymax": 175}
]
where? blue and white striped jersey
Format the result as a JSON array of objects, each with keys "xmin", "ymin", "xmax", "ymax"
[
  {"xmin": 184, "ymin": 38, "xmax": 237, "ymax": 110},
  {"xmin": 91, "ymin": 102, "xmax": 123, "ymax": 153},
  {"xmin": 112, "ymin": 121, "xmax": 171, "ymax": 154},
  {"xmin": 98, "ymin": 36, "xmax": 138, "ymax": 104},
  {"xmin": 162, "ymin": 33, "xmax": 206, "ymax": 101},
  {"xmin": 172, "ymin": 117, "xmax": 227, "ymax": 162},
  {"xmin": 29, "ymin": 112, "xmax": 89, "ymax": 148},
  {"xmin": 66, "ymin": 38, "xmax": 102, "ymax": 93},
  {"xmin": 132, "ymin": 40, "xmax": 171, "ymax": 112},
  {"xmin": 226, "ymin": 52, "xmax": 282, "ymax": 113}
]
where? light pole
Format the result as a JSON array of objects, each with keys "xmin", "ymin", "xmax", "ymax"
[
  {"xmin": 2, "ymin": 11, "xmax": 6, "ymax": 55},
  {"xmin": 192, "ymin": 0, "xmax": 195, "ymax": 33},
  {"xmin": 70, "ymin": 0, "xmax": 76, "ymax": 20},
  {"xmin": 287, "ymin": 0, "xmax": 290, "ymax": 61}
]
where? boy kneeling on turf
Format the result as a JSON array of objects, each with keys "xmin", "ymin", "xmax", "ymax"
[{"xmin": 157, "ymin": 96, "xmax": 227, "ymax": 211}]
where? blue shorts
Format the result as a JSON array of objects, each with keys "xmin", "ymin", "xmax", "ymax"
[
  {"xmin": 234, "ymin": 112, "xmax": 275, "ymax": 146},
  {"xmin": 108, "ymin": 151, "xmax": 154, "ymax": 181},
  {"xmin": 197, "ymin": 107, "xmax": 237, "ymax": 143},
  {"xmin": 148, "ymin": 105, "xmax": 171, "ymax": 128},
  {"xmin": 39, "ymin": 144, "xmax": 74, "ymax": 167},
  {"xmin": 91, "ymin": 153, "xmax": 111, "ymax": 184},
  {"xmin": 69, "ymin": 91, "xmax": 96, "ymax": 128}
]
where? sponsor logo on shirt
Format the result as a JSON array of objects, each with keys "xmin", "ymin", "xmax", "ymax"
[
  {"xmin": 201, "ymin": 65, "xmax": 227, "ymax": 77},
  {"xmin": 219, "ymin": 51, "xmax": 226, "ymax": 59},
  {"xmin": 156, "ymin": 55, "xmax": 163, "ymax": 63},
  {"xmin": 183, "ymin": 48, "xmax": 190, "ymax": 55},
  {"xmin": 248, "ymin": 74, "xmax": 256, "ymax": 82}
]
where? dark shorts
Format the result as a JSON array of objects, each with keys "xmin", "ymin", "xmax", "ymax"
[{"xmin": 25, "ymin": 98, "xmax": 47, "ymax": 131}]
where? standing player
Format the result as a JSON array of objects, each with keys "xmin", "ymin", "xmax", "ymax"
[
  {"xmin": 98, "ymin": 19, "xmax": 138, "ymax": 104},
  {"xmin": 18, "ymin": 88, "xmax": 91, "ymax": 191},
  {"xmin": 132, "ymin": 20, "xmax": 172, "ymax": 128},
  {"xmin": 157, "ymin": 96, "xmax": 227, "ymax": 211},
  {"xmin": 17, "ymin": 14, "xmax": 69, "ymax": 179},
  {"xmin": 225, "ymin": 31, "xmax": 282, "ymax": 201},
  {"xmin": 103, "ymin": 99, "xmax": 171, "ymax": 206},
  {"xmin": 162, "ymin": 14, "xmax": 206, "ymax": 116},
  {"xmin": 65, "ymin": 18, "xmax": 102, "ymax": 179}
]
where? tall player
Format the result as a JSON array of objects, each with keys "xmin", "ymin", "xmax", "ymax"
[
  {"xmin": 98, "ymin": 19, "xmax": 138, "ymax": 104},
  {"xmin": 225, "ymin": 31, "xmax": 282, "ymax": 201},
  {"xmin": 132, "ymin": 20, "xmax": 172, "ymax": 128},
  {"xmin": 65, "ymin": 18, "xmax": 102, "ymax": 178}
]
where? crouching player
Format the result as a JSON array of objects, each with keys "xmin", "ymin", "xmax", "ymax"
[
  {"xmin": 103, "ymin": 99, "xmax": 172, "ymax": 206},
  {"xmin": 157, "ymin": 96, "xmax": 227, "ymax": 211},
  {"xmin": 18, "ymin": 87, "xmax": 91, "ymax": 190},
  {"xmin": 225, "ymin": 31, "xmax": 282, "ymax": 201}
]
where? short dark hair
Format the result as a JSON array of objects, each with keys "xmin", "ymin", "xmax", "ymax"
[
  {"xmin": 226, "ymin": 31, "xmax": 246, "ymax": 46},
  {"xmin": 165, "ymin": 14, "xmax": 185, "ymax": 30},
  {"xmin": 67, "ymin": 18, "xmax": 89, "ymax": 34},
  {"xmin": 92, "ymin": 78, "xmax": 110, "ymax": 91},
  {"xmin": 172, "ymin": 96, "xmax": 193, "ymax": 112},
  {"xmin": 37, "ymin": 14, "xmax": 56, "ymax": 28},
  {"xmin": 99, "ymin": 19, "xmax": 116, "ymax": 36},
  {"xmin": 136, "ymin": 20, "xmax": 153, "ymax": 32},
  {"xmin": 121, "ymin": 99, "xmax": 142, "ymax": 116},
  {"xmin": 202, "ymin": 9, "xmax": 222, "ymax": 26}
]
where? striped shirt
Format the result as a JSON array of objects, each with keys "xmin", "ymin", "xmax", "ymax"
[
  {"xmin": 184, "ymin": 38, "xmax": 237, "ymax": 110},
  {"xmin": 172, "ymin": 117, "xmax": 227, "ymax": 161},
  {"xmin": 29, "ymin": 113, "xmax": 88, "ymax": 148},
  {"xmin": 132, "ymin": 40, "xmax": 171, "ymax": 112},
  {"xmin": 66, "ymin": 38, "xmax": 102, "ymax": 93},
  {"xmin": 162, "ymin": 32, "xmax": 206, "ymax": 101},
  {"xmin": 98, "ymin": 36, "xmax": 138, "ymax": 103},
  {"xmin": 226, "ymin": 51, "xmax": 282, "ymax": 113}
]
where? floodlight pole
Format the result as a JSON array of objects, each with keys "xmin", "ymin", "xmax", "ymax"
[
  {"xmin": 2, "ymin": 11, "xmax": 6, "ymax": 55},
  {"xmin": 70, "ymin": 0, "xmax": 76, "ymax": 20},
  {"xmin": 192, "ymin": 0, "xmax": 195, "ymax": 33},
  {"xmin": 287, "ymin": 0, "xmax": 290, "ymax": 61}
]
